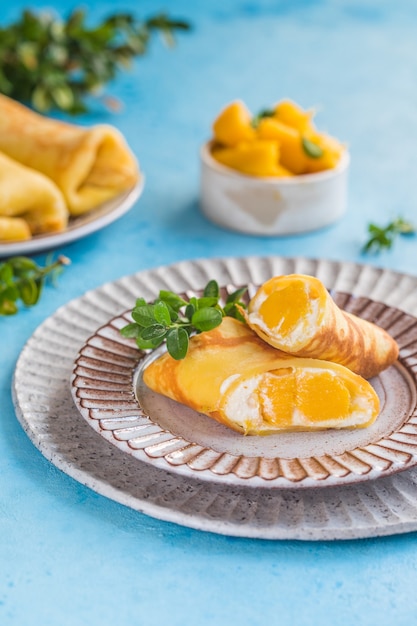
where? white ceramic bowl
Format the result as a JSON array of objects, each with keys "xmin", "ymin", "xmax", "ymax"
[{"xmin": 199, "ymin": 142, "xmax": 350, "ymax": 236}]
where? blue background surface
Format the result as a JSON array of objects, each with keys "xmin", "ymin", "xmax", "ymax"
[{"xmin": 2, "ymin": 1, "xmax": 417, "ymax": 624}]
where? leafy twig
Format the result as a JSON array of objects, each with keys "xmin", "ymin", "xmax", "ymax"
[
  {"xmin": 362, "ymin": 217, "xmax": 415, "ymax": 253},
  {"xmin": 0, "ymin": 8, "xmax": 191, "ymax": 114},
  {"xmin": 120, "ymin": 280, "xmax": 248, "ymax": 360},
  {"xmin": 0, "ymin": 254, "xmax": 70, "ymax": 315}
]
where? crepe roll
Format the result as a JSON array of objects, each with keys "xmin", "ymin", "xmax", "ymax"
[
  {"xmin": 245, "ymin": 274, "xmax": 399, "ymax": 379},
  {"xmin": 0, "ymin": 217, "xmax": 31, "ymax": 242},
  {"xmin": 0, "ymin": 94, "xmax": 140, "ymax": 216},
  {"xmin": 0, "ymin": 151, "xmax": 68, "ymax": 240},
  {"xmin": 143, "ymin": 317, "xmax": 380, "ymax": 435}
]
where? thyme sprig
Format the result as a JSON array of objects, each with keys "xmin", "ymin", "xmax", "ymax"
[
  {"xmin": 0, "ymin": 254, "xmax": 70, "ymax": 315},
  {"xmin": 362, "ymin": 217, "xmax": 415, "ymax": 253},
  {"xmin": 121, "ymin": 280, "xmax": 248, "ymax": 360},
  {"xmin": 0, "ymin": 8, "xmax": 191, "ymax": 114}
]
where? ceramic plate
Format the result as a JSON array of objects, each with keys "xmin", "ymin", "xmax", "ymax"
[
  {"xmin": 71, "ymin": 285, "xmax": 417, "ymax": 489},
  {"xmin": 0, "ymin": 180, "xmax": 144, "ymax": 257},
  {"xmin": 12, "ymin": 256, "xmax": 417, "ymax": 539}
]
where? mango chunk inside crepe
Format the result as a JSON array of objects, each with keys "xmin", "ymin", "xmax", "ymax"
[
  {"xmin": 0, "ymin": 151, "xmax": 68, "ymax": 241},
  {"xmin": 245, "ymin": 273, "xmax": 399, "ymax": 379},
  {"xmin": 143, "ymin": 317, "xmax": 380, "ymax": 435},
  {"xmin": 0, "ymin": 94, "xmax": 140, "ymax": 216}
]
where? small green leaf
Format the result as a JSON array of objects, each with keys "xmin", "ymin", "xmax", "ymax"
[
  {"xmin": 302, "ymin": 137, "xmax": 324, "ymax": 159},
  {"xmin": 192, "ymin": 307, "xmax": 223, "ymax": 332},
  {"xmin": 196, "ymin": 296, "xmax": 218, "ymax": 309},
  {"xmin": 185, "ymin": 303, "xmax": 195, "ymax": 319},
  {"xmin": 153, "ymin": 300, "xmax": 171, "ymax": 326},
  {"xmin": 0, "ymin": 263, "xmax": 14, "ymax": 284},
  {"xmin": 166, "ymin": 327, "xmax": 189, "ymax": 360},
  {"xmin": 226, "ymin": 286, "xmax": 248, "ymax": 305},
  {"xmin": 51, "ymin": 84, "xmax": 74, "ymax": 110},
  {"xmin": 252, "ymin": 108, "xmax": 275, "ymax": 128},
  {"xmin": 0, "ymin": 299, "xmax": 18, "ymax": 315},
  {"xmin": 8, "ymin": 256, "xmax": 38, "ymax": 274},
  {"xmin": 120, "ymin": 323, "xmax": 141, "ymax": 338},
  {"xmin": 131, "ymin": 304, "xmax": 156, "ymax": 327},
  {"xmin": 18, "ymin": 278, "xmax": 39, "ymax": 306},
  {"xmin": 203, "ymin": 279, "xmax": 219, "ymax": 298},
  {"xmin": 136, "ymin": 336, "xmax": 165, "ymax": 350},
  {"xmin": 158, "ymin": 290, "xmax": 187, "ymax": 311},
  {"xmin": 140, "ymin": 324, "xmax": 167, "ymax": 341},
  {"xmin": 32, "ymin": 85, "xmax": 52, "ymax": 112}
]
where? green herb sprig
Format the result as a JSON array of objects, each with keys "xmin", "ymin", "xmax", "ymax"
[
  {"xmin": 120, "ymin": 280, "xmax": 248, "ymax": 360},
  {"xmin": 0, "ymin": 8, "xmax": 191, "ymax": 114},
  {"xmin": 362, "ymin": 217, "xmax": 415, "ymax": 253},
  {"xmin": 0, "ymin": 254, "xmax": 70, "ymax": 315}
]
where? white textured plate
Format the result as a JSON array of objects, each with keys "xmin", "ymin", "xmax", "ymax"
[
  {"xmin": 0, "ymin": 180, "xmax": 144, "ymax": 257},
  {"xmin": 11, "ymin": 256, "xmax": 417, "ymax": 539}
]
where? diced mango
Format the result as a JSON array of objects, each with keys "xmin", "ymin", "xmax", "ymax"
[
  {"xmin": 257, "ymin": 117, "xmax": 308, "ymax": 175},
  {"xmin": 212, "ymin": 100, "xmax": 256, "ymax": 147},
  {"xmin": 209, "ymin": 98, "xmax": 344, "ymax": 177},
  {"xmin": 303, "ymin": 132, "xmax": 344, "ymax": 174},
  {"xmin": 274, "ymin": 99, "xmax": 315, "ymax": 133},
  {"xmin": 212, "ymin": 140, "xmax": 284, "ymax": 177}
]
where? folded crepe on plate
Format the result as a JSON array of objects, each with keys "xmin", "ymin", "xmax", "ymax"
[
  {"xmin": 0, "ymin": 94, "xmax": 140, "ymax": 216},
  {"xmin": 143, "ymin": 317, "xmax": 380, "ymax": 435},
  {"xmin": 245, "ymin": 273, "xmax": 399, "ymax": 379},
  {"xmin": 0, "ymin": 151, "xmax": 68, "ymax": 241}
]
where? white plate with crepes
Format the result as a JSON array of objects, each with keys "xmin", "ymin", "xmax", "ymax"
[
  {"xmin": 0, "ymin": 181, "xmax": 143, "ymax": 257},
  {"xmin": 70, "ymin": 280, "xmax": 417, "ymax": 490},
  {"xmin": 12, "ymin": 256, "xmax": 417, "ymax": 540}
]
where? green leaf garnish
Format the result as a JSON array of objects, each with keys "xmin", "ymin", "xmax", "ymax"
[
  {"xmin": 166, "ymin": 327, "xmax": 189, "ymax": 360},
  {"xmin": 0, "ymin": 254, "xmax": 70, "ymax": 315},
  {"xmin": 121, "ymin": 279, "xmax": 249, "ymax": 359},
  {"xmin": 302, "ymin": 137, "xmax": 324, "ymax": 159},
  {"xmin": 362, "ymin": 217, "xmax": 415, "ymax": 253},
  {"xmin": 0, "ymin": 8, "xmax": 191, "ymax": 114},
  {"xmin": 251, "ymin": 108, "xmax": 275, "ymax": 128}
]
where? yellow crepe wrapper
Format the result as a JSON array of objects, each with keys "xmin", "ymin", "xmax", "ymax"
[
  {"xmin": 0, "ymin": 217, "xmax": 31, "ymax": 242},
  {"xmin": 0, "ymin": 151, "xmax": 68, "ymax": 240},
  {"xmin": 143, "ymin": 317, "xmax": 380, "ymax": 435},
  {"xmin": 0, "ymin": 94, "xmax": 140, "ymax": 216},
  {"xmin": 245, "ymin": 274, "xmax": 399, "ymax": 379}
]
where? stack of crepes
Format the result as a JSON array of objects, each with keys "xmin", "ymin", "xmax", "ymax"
[
  {"xmin": 0, "ymin": 94, "xmax": 141, "ymax": 242},
  {"xmin": 143, "ymin": 274, "xmax": 399, "ymax": 436}
]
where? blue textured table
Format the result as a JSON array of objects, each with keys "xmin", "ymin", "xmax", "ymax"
[{"xmin": 2, "ymin": 1, "xmax": 417, "ymax": 624}]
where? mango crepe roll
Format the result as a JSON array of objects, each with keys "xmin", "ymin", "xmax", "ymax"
[
  {"xmin": 0, "ymin": 151, "xmax": 68, "ymax": 240},
  {"xmin": 0, "ymin": 94, "xmax": 140, "ymax": 216},
  {"xmin": 245, "ymin": 274, "xmax": 399, "ymax": 379},
  {"xmin": 143, "ymin": 317, "xmax": 379, "ymax": 435}
]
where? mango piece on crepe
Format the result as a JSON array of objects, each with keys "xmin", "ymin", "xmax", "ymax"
[
  {"xmin": 245, "ymin": 274, "xmax": 399, "ymax": 379},
  {"xmin": 143, "ymin": 317, "xmax": 380, "ymax": 435},
  {"xmin": 0, "ymin": 94, "xmax": 140, "ymax": 216},
  {"xmin": 0, "ymin": 151, "xmax": 68, "ymax": 240}
]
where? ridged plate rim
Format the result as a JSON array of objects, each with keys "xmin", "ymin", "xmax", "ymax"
[{"xmin": 11, "ymin": 255, "xmax": 417, "ymax": 539}]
